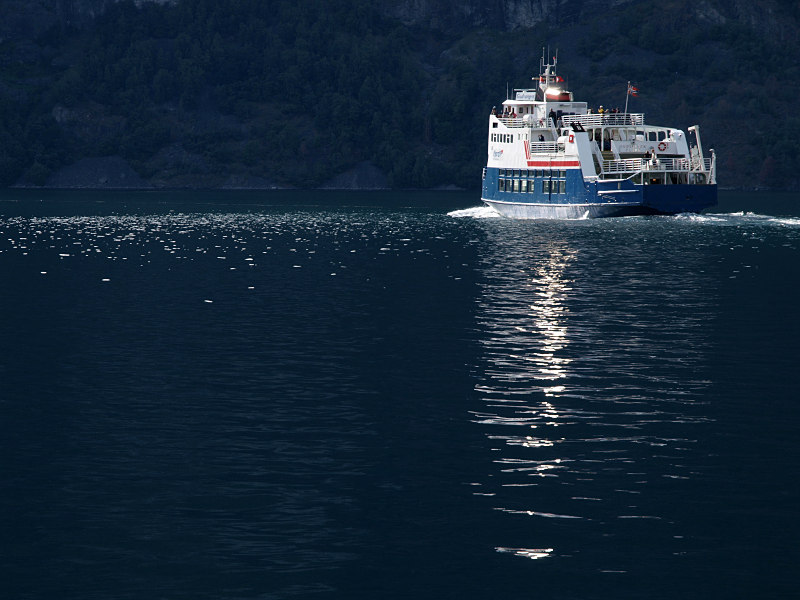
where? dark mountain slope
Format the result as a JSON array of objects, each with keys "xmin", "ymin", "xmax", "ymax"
[{"xmin": 0, "ymin": 0, "xmax": 797, "ymax": 189}]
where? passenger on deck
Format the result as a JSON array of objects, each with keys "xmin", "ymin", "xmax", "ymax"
[{"xmin": 648, "ymin": 148, "xmax": 659, "ymax": 168}]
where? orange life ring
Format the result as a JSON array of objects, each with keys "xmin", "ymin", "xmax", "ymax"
[
  {"xmin": 568, "ymin": 134, "xmax": 574, "ymax": 143},
  {"xmin": 658, "ymin": 141, "xmax": 667, "ymax": 151}
]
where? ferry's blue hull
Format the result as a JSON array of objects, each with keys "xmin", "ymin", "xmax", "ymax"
[{"xmin": 481, "ymin": 167, "xmax": 717, "ymax": 219}]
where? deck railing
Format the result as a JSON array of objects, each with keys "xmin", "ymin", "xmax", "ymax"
[
  {"xmin": 529, "ymin": 142, "xmax": 559, "ymax": 153},
  {"xmin": 498, "ymin": 112, "xmax": 645, "ymax": 130},
  {"xmin": 497, "ymin": 117, "xmax": 539, "ymax": 128},
  {"xmin": 691, "ymin": 156, "xmax": 714, "ymax": 171},
  {"xmin": 602, "ymin": 157, "xmax": 714, "ymax": 174},
  {"xmin": 564, "ymin": 113, "xmax": 644, "ymax": 127}
]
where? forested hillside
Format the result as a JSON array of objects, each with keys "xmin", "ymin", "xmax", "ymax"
[{"xmin": 0, "ymin": 0, "xmax": 798, "ymax": 190}]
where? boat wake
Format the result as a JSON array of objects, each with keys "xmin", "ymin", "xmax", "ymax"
[
  {"xmin": 447, "ymin": 206, "xmax": 500, "ymax": 219},
  {"xmin": 448, "ymin": 208, "xmax": 800, "ymax": 228},
  {"xmin": 676, "ymin": 211, "xmax": 800, "ymax": 227}
]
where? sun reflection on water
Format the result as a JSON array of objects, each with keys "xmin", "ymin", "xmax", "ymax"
[
  {"xmin": 479, "ymin": 241, "xmax": 576, "ymax": 395},
  {"xmin": 470, "ymin": 221, "xmax": 714, "ymax": 567}
]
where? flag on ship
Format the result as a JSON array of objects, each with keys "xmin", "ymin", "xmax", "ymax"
[{"xmin": 624, "ymin": 81, "xmax": 639, "ymax": 115}]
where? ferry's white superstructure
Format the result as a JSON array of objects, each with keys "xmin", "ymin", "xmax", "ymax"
[{"xmin": 481, "ymin": 53, "xmax": 717, "ymax": 218}]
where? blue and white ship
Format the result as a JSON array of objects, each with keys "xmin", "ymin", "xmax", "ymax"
[{"xmin": 481, "ymin": 53, "xmax": 717, "ymax": 218}]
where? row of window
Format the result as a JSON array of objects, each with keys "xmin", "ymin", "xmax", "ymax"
[
  {"xmin": 491, "ymin": 133, "xmax": 516, "ymax": 143},
  {"xmin": 499, "ymin": 179, "xmax": 567, "ymax": 194},
  {"xmin": 640, "ymin": 130, "xmax": 670, "ymax": 141},
  {"xmin": 500, "ymin": 169, "xmax": 568, "ymax": 178}
]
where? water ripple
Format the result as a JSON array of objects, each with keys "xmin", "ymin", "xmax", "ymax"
[{"xmin": 468, "ymin": 214, "xmax": 723, "ymax": 567}]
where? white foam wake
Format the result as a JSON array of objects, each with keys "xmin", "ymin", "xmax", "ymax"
[
  {"xmin": 447, "ymin": 205, "xmax": 500, "ymax": 219},
  {"xmin": 689, "ymin": 212, "xmax": 800, "ymax": 227}
]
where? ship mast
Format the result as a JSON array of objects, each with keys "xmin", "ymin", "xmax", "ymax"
[{"xmin": 538, "ymin": 48, "xmax": 559, "ymax": 89}]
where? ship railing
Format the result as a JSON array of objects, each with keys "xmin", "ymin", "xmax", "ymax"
[
  {"xmin": 602, "ymin": 158, "xmax": 646, "ymax": 174},
  {"xmin": 602, "ymin": 157, "xmax": 697, "ymax": 174},
  {"xmin": 708, "ymin": 151, "xmax": 716, "ymax": 184},
  {"xmin": 691, "ymin": 156, "xmax": 714, "ymax": 172},
  {"xmin": 564, "ymin": 113, "xmax": 644, "ymax": 128},
  {"xmin": 602, "ymin": 157, "xmax": 715, "ymax": 175},
  {"xmin": 529, "ymin": 142, "xmax": 559, "ymax": 153},
  {"xmin": 497, "ymin": 117, "xmax": 535, "ymax": 128},
  {"xmin": 497, "ymin": 113, "xmax": 645, "ymax": 129}
]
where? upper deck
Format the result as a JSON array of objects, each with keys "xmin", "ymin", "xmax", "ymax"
[
  {"xmin": 496, "ymin": 112, "xmax": 645, "ymax": 129},
  {"xmin": 486, "ymin": 52, "xmax": 716, "ymax": 186}
]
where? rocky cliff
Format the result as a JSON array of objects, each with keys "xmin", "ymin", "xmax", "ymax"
[
  {"xmin": 7, "ymin": 0, "xmax": 793, "ymax": 41},
  {"xmin": 385, "ymin": 0, "xmax": 798, "ymax": 46},
  {"xmin": 382, "ymin": 0, "xmax": 645, "ymax": 30}
]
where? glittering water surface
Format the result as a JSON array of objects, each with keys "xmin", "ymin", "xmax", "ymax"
[{"xmin": 1, "ymin": 190, "xmax": 799, "ymax": 599}]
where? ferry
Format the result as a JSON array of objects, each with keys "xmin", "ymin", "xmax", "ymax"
[{"xmin": 481, "ymin": 53, "xmax": 717, "ymax": 218}]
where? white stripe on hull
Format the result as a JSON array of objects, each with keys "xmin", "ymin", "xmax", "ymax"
[{"xmin": 482, "ymin": 199, "xmax": 643, "ymax": 219}]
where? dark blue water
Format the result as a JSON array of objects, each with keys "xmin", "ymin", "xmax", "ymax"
[{"xmin": 1, "ymin": 189, "xmax": 799, "ymax": 599}]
